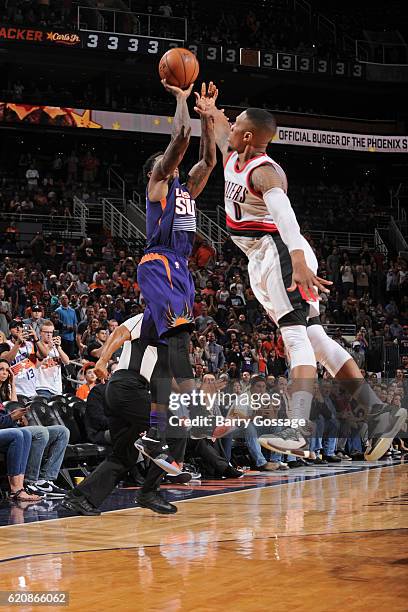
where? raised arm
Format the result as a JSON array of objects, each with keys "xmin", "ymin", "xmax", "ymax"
[
  {"xmin": 186, "ymin": 88, "xmax": 216, "ymax": 198},
  {"xmin": 251, "ymin": 164, "xmax": 332, "ymax": 300},
  {"xmin": 194, "ymin": 81, "xmax": 230, "ymax": 162},
  {"xmin": 148, "ymin": 80, "xmax": 193, "ymax": 201}
]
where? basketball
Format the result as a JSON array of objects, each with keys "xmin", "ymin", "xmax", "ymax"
[{"xmin": 158, "ymin": 47, "xmax": 199, "ymax": 89}]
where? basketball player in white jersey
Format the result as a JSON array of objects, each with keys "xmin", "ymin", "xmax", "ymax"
[{"xmin": 194, "ymin": 83, "xmax": 406, "ymax": 461}]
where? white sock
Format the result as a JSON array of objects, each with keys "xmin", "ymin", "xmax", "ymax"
[
  {"xmin": 352, "ymin": 382, "xmax": 382, "ymax": 414},
  {"xmin": 290, "ymin": 391, "xmax": 313, "ymax": 422}
]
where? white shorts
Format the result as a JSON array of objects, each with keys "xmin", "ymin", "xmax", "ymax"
[{"xmin": 246, "ymin": 234, "xmax": 320, "ymax": 325}]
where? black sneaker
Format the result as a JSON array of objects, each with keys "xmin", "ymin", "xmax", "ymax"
[
  {"xmin": 164, "ymin": 471, "xmax": 193, "ymax": 484},
  {"xmin": 34, "ymin": 481, "xmax": 67, "ymax": 498},
  {"xmin": 183, "ymin": 464, "xmax": 202, "ymax": 479},
  {"xmin": 287, "ymin": 459, "xmax": 308, "ymax": 468},
  {"xmin": 135, "ymin": 428, "xmax": 181, "ymax": 475},
  {"xmin": 24, "ymin": 483, "xmax": 46, "ymax": 497},
  {"xmin": 59, "ymin": 495, "xmax": 101, "ymax": 516},
  {"xmin": 136, "ymin": 491, "xmax": 177, "ymax": 514},
  {"xmin": 307, "ymin": 457, "xmax": 329, "ymax": 465},
  {"xmin": 365, "ymin": 406, "xmax": 407, "ymax": 461},
  {"xmin": 222, "ymin": 466, "xmax": 245, "ymax": 479},
  {"xmin": 322, "ymin": 454, "xmax": 342, "ymax": 463}
]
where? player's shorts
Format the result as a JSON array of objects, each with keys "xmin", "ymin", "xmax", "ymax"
[
  {"xmin": 137, "ymin": 248, "xmax": 195, "ymax": 340},
  {"xmin": 246, "ymin": 234, "xmax": 320, "ymax": 326}
]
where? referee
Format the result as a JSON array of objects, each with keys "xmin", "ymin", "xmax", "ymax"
[{"xmin": 60, "ymin": 314, "xmax": 187, "ymax": 515}]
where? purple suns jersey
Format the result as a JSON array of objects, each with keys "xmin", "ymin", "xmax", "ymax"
[{"xmin": 145, "ymin": 177, "xmax": 197, "ymax": 259}]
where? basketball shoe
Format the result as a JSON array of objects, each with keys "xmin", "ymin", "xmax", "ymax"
[{"xmin": 135, "ymin": 427, "xmax": 182, "ymax": 475}]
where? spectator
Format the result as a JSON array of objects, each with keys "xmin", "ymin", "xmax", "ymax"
[
  {"xmin": 0, "ymin": 287, "xmax": 12, "ymax": 336},
  {"xmin": 195, "ymin": 305, "xmax": 215, "ymax": 333},
  {"xmin": 232, "ymin": 377, "xmax": 282, "ymax": 471},
  {"xmin": 25, "ymin": 164, "xmax": 40, "ymax": 191},
  {"xmin": 0, "ymin": 358, "xmax": 40, "ymax": 501},
  {"xmin": 86, "ymin": 327, "xmax": 108, "ymax": 363},
  {"xmin": 23, "ymin": 305, "xmax": 46, "ymax": 338},
  {"xmin": 0, "ymin": 320, "xmax": 47, "ymax": 399},
  {"xmin": 55, "ymin": 294, "xmax": 77, "ymax": 357},
  {"xmin": 36, "ymin": 320, "xmax": 70, "ymax": 399},
  {"xmin": 84, "ymin": 381, "xmax": 111, "ymax": 445},
  {"xmin": 0, "ymin": 355, "xmax": 69, "ymax": 497},
  {"xmin": 204, "ymin": 332, "xmax": 225, "ymax": 374},
  {"xmin": 76, "ymin": 364, "xmax": 97, "ymax": 400}
]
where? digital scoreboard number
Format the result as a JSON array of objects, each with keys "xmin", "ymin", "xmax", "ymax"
[
  {"xmin": 79, "ymin": 30, "xmax": 364, "ymax": 79},
  {"xmin": 81, "ymin": 30, "xmax": 182, "ymax": 55}
]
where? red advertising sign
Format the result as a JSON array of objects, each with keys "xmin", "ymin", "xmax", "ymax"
[{"xmin": 0, "ymin": 26, "xmax": 80, "ymax": 47}]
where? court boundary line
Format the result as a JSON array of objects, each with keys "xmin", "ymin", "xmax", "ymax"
[
  {"xmin": 0, "ymin": 461, "xmax": 403, "ymax": 532},
  {"xmin": 0, "ymin": 527, "xmax": 406, "ymax": 565}
]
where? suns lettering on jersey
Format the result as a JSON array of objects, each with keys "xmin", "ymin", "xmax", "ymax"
[{"xmin": 175, "ymin": 188, "xmax": 196, "ymax": 216}]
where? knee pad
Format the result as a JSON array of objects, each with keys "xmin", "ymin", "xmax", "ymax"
[
  {"xmin": 280, "ymin": 325, "xmax": 316, "ymax": 369},
  {"xmin": 167, "ymin": 331, "xmax": 194, "ymax": 381},
  {"xmin": 307, "ymin": 324, "xmax": 351, "ymax": 377},
  {"xmin": 150, "ymin": 344, "xmax": 171, "ymax": 405}
]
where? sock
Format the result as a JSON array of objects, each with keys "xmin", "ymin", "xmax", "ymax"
[
  {"xmin": 352, "ymin": 382, "xmax": 382, "ymax": 414},
  {"xmin": 150, "ymin": 410, "xmax": 167, "ymax": 433},
  {"xmin": 290, "ymin": 391, "xmax": 313, "ymax": 423}
]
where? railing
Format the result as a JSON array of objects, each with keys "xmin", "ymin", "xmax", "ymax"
[
  {"xmin": 77, "ymin": 6, "xmax": 187, "ymax": 40},
  {"xmin": 390, "ymin": 183, "xmax": 408, "ymax": 223},
  {"xmin": 108, "ymin": 167, "xmax": 126, "ymax": 205},
  {"xmin": 125, "ymin": 200, "xmax": 146, "ymax": 236},
  {"xmin": 374, "ymin": 229, "xmax": 389, "ymax": 258},
  {"xmin": 216, "ymin": 205, "xmax": 226, "ymax": 230},
  {"xmin": 0, "ymin": 213, "xmax": 84, "ymax": 238},
  {"xmin": 131, "ymin": 190, "xmax": 142, "ymax": 206},
  {"xmin": 307, "ymin": 230, "xmax": 374, "ymax": 250},
  {"xmin": 389, "ymin": 216, "xmax": 408, "ymax": 254},
  {"xmin": 293, "ymin": 0, "xmax": 312, "ymax": 24},
  {"xmin": 356, "ymin": 40, "xmax": 408, "ymax": 66},
  {"xmin": 324, "ymin": 324, "xmax": 357, "ymax": 338},
  {"xmin": 128, "ymin": 200, "xmax": 145, "ymax": 218},
  {"xmin": 72, "ymin": 196, "xmax": 88, "ymax": 235},
  {"xmin": 196, "ymin": 209, "xmax": 229, "ymax": 247},
  {"xmin": 101, "ymin": 198, "xmax": 145, "ymax": 242},
  {"xmin": 215, "ymin": 207, "xmax": 376, "ymax": 250}
]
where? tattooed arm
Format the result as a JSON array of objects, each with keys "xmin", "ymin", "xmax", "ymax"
[{"xmin": 148, "ymin": 79, "xmax": 193, "ymax": 201}]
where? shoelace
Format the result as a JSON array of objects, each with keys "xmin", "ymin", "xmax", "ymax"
[{"xmin": 279, "ymin": 427, "xmax": 302, "ymax": 442}]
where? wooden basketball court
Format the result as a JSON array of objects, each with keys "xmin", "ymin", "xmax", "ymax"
[{"xmin": 0, "ymin": 462, "xmax": 406, "ymax": 611}]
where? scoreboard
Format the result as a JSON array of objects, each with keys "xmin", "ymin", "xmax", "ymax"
[
  {"xmin": 81, "ymin": 31, "xmax": 364, "ymax": 79},
  {"xmin": 0, "ymin": 24, "xmax": 365, "ymax": 80}
]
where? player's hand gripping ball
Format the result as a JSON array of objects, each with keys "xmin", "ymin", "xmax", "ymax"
[{"xmin": 159, "ymin": 47, "xmax": 199, "ymax": 89}]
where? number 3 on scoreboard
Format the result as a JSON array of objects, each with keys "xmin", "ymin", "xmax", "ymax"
[
  {"xmin": 87, "ymin": 34, "xmax": 98, "ymax": 48},
  {"xmin": 233, "ymin": 202, "xmax": 242, "ymax": 220}
]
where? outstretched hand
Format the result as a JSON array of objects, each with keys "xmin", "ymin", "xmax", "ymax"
[
  {"xmin": 161, "ymin": 79, "xmax": 194, "ymax": 99},
  {"xmin": 287, "ymin": 261, "xmax": 332, "ymax": 301},
  {"xmin": 194, "ymin": 81, "xmax": 223, "ymax": 117}
]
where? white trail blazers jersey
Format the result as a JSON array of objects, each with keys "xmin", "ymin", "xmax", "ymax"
[{"xmin": 224, "ymin": 151, "xmax": 288, "ymax": 254}]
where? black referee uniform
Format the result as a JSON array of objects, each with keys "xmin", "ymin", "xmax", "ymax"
[{"xmin": 69, "ymin": 316, "xmax": 186, "ymax": 509}]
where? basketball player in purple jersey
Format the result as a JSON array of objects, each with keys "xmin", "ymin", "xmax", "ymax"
[
  {"xmin": 136, "ymin": 80, "xmax": 218, "ymax": 464},
  {"xmin": 195, "ymin": 83, "xmax": 406, "ymax": 461}
]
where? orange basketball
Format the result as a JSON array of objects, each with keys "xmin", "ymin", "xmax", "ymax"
[{"xmin": 158, "ymin": 47, "xmax": 199, "ymax": 89}]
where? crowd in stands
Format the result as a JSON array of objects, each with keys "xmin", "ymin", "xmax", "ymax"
[
  {"xmin": 1, "ymin": 0, "xmax": 382, "ymax": 58},
  {"xmin": 0, "ymin": 133, "xmax": 407, "ymax": 508},
  {"xmin": 1, "ymin": 0, "xmax": 77, "ymax": 30}
]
